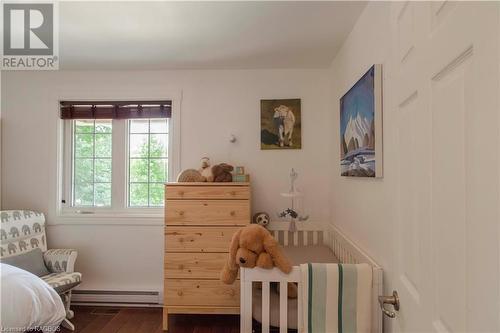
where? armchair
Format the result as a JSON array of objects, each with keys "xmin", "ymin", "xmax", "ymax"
[{"xmin": 0, "ymin": 210, "xmax": 81, "ymax": 331}]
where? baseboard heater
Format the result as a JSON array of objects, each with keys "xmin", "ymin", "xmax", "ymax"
[{"xmin": 72, "ymin": 290, "xmax": 160, "ymax": 306}]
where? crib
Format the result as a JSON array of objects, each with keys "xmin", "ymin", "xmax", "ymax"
[{"xmin": 240, "ymin": 222, "xmax": 383, "ymax": 333}]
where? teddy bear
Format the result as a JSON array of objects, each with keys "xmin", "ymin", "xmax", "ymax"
[
  {"xmin": 252, "ymin": 212, "xmax": 270, "ymax": 228},
  {"xmin": 198, "ymin": 157, "xmax": 214, "ymax": 182},
  {"xmin": 220, "ymin": 224, "xmax": 298, "ymax": 298},
  {"xmin": 212, "ymin": 163, "xmax": 234, "ymax": 182}
]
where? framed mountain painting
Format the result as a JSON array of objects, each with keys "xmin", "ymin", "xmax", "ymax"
[{"xmin": 340, "ymin": 65, "xmax": 383, "ymax": 177}]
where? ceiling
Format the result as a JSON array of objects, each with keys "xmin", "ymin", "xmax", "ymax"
[{"xmin": 59, "ymin": 1, "xmax": 367, "ymax": 70}]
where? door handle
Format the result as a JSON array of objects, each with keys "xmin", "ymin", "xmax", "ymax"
[{"xmin": 378, "ymin": 291, "xmax": 400, "ymax": 318}]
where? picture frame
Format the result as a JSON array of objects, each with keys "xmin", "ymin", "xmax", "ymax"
[
  {"xmin": 260, "ymin": 98, "xmax": 302, "ymax": 150},
  {"xmin": 235, "ymin": 166, "xmax": 245, "ymax": 175},
  {"xmin": 339, "ymin": 64, "xmax": 383, "ymax": 177}
]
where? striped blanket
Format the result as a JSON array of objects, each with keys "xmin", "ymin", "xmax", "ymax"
[{"xmin": 300, "ymin": 263, "xmax": 372, "ymax": 333}]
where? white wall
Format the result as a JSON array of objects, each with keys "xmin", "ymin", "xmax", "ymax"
[
  {"xmin": 1, "ymin": 69, "xmax": 330, "ymax": 292},
  {"xmin": 326, "ymin": 2, "xmax": 399, "ymax": 326},
  {"xmin": 329, "ymin": 2, "xmax": 500, "ymax": 332},
  {"xmin": 328, "ymin": 0, "xmax": 394, "ymax": 290}
]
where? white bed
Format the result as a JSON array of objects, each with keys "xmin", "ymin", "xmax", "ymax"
[{"xmin": 1, "ymin": 263, "xmax": 66, "ymax": 332}]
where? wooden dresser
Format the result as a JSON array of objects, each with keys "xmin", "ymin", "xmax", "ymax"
[{"xmin": 163, "ymin": 182, "xmax": 251, "ymax": 331}]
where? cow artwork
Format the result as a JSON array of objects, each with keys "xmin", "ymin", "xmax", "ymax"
[{"xmin": 260, "ymin": 99, "xmax": 301, "ymax": 150}]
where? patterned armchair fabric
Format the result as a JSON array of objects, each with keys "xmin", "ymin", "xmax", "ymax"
[
  {"xmin": 0, "ymin": 211, "xmax": 81, "ymax": 290},
  {"xmin": 44, "ymin": 249, "xmax": 78, "ymax": 273},
  {"xmin": 0, "ymin": 210, "xmax": 82, "ymax": 330},
  {"xmin": 0, "ymin": 210, "xmax": 47, "ymax": 258},
  {"xmin": 42, "ymin": 272, "xmax": 82, "ymax": 294}
]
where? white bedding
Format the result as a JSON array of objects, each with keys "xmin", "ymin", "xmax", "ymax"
[{"xmin": 0, "ymin": 263, "xmax": 66, "ymax": 332}]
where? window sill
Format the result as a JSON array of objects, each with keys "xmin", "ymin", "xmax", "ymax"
[{"xmin": 51, "ymin": 210, "xmax": 164, "ymax": 226}]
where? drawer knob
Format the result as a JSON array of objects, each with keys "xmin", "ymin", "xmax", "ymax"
[
  {"xmin": 179, "ymin": 211, "xmax": 185, "ymax": 216},
  {"xmin": 230, "ymin": 191, "xmax": 236, "ymax": 196},
  {"xmin": 178, "ymin": 191, "xmax": 184, "ymax": 196},
  {"xmin": 177, "ymin": 291, "xmax": 183, "ymax": 296},
  {"xmin": 230, "ymin": 211, "xmax": 236, "ymax": 216}
]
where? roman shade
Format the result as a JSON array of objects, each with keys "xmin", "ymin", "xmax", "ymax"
[{"xmin": 60, "ymin": 101, "xmax": 172, "ymax": 119}]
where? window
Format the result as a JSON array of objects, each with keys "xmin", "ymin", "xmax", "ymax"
[
  {"xmin": 60, "ymin": 100, "xmax": 172, "ymax": 213},
  {"xmin": 73, "ymin": 120, "xmax": 112, "ymax": 207},
  {"xmin": 128, "ymin": 119, "xmax": 169, "ymax": 207}
]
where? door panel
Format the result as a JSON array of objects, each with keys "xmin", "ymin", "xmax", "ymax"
[
  {"xmin": 393, "ymin": 2, "xmax": 432, "ymax": 332},
  {"xmin": 391, "ymin": 2, "xmax": 499, "ymax": 332},
  {"xmin": 431, "ymin": 55, "xmax": 470, "ymax": 333}
]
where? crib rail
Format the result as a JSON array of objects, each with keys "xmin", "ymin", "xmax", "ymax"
[
  {"xmin": 267, "ymin": 221, "xmax": 325, "ymax": 247},
  {"xmin": 327, "ymin": 225, "xmax": 383, "ymax": 333},
  {"xmin": 240, "ymin": 267, "xmax": 302, "ymax": 333},
  {"xmin": 241, "ymin": 222, "xmax": 384, "ymax": 333}
]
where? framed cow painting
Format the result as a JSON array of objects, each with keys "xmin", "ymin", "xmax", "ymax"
[
  {"xmin": 260, "ymin": 98, "xmax": 301, "ymax": 150},
  {"xmin": 340, "ymin": 64, "xmax": 383, "ymax": 177}
]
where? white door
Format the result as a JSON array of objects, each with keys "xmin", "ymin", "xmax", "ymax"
[{"xmin": 391, "ymin": 2, "xmax": 499, "ymax": 332}]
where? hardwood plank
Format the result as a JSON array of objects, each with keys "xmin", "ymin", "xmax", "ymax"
[
  {"xmin": 115, "ymin": 310, "xmax": 143, "ymax": 333},
  {"xmin": 152, "ymin": 321, "xmax": 165, "ymax": 333},
  {"xmin": 79, "ymin": 315, "xmax": 111, "ymax": 333},
  {"xmin": 136, "ymin": 320, "xmax": 158, "ymax": 333},
  {"xmin": 98, "ymin": 308, "xmax": 135, "ymax": 333},
  {"xmin": 59, "ymin": 306, "xmax": 240, "ymax": 333}
]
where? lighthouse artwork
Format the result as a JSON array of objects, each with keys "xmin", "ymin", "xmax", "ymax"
[{"xmin": 340, "ymin": 65, "xmax": 383, "ymax": 177}]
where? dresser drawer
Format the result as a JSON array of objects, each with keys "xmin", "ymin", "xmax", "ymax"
[
  {"xmin": 165, "ymin": 227, "xmax": 238, "ymax": 252},
  {"xmin": 166, "ymin": 185, "xmax": 250, "ymax": 200},
  {"xmin": 165, "ymin": 253, "xmax": 228, "ymax": 279},
  {"xmin": 164, "ymin": 279, "xmax": 239, "ymax": 307},
  {"xmin": 166, "ymin": 200, "xmax": 249, "ymax": 226}
]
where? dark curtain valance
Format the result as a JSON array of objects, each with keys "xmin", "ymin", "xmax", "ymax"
[{"xmin": 60, "ymin": 101, "xmax": 172, "ymax": 119}]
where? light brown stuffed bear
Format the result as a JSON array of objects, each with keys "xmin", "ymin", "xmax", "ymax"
[{"xmin": 220, "ymin": 224, "xmax": 298, "ymax": 298}]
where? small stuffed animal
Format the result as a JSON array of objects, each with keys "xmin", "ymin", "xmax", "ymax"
[
  {"xmin": 253, "ymin": 212, "xmax": 270, "ymax": 228},
  {"xmin": 212, "ymin": 163, "xmax": 234, "ymax": 182},
  {"xmin": 198, "ymin": 157, "xmax": 214, "ymax": 182},
  {"xmin": 220, "ymin": 224, "xmax": 297, "ymax": 298}
]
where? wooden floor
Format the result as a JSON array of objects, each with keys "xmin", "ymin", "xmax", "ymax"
[{"xmin": 59, "ymin": 306, "xmax": 240, "ymax": 333}]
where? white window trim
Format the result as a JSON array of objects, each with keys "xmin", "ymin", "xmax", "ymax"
[
  {"xmin": 50, "ymin": 87, "xmax": 182, "ymax": 225},
  {"xmin": 61, "ymin": 119, "xmax": 170, "ymax": 213}
]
